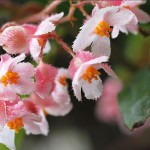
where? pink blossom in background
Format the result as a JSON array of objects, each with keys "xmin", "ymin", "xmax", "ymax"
[
  {"xmin": 72, "ymin": 6, "xmax": 136, "ymax": 57},
  {"xmin": 95, "ymin": 78, "xmax": 150, "ymax": 134},
  {"xmin": 69, "ymin": 50, "xmax": 117, "ymax": 101},
  {"xmin": 95, "ymin": 78, "xmax": 122, "ymax": 123}
]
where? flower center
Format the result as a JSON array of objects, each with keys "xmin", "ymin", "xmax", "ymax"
[
  {"xmin": 37, "ymin": 38, "xmax": 44, "ymax": 47},
  {"xmin": 94, "ymin": 21, "xmax": 112, "ymax": 37},
  {"xmin": 7, "ymin": 118, "xmax": 24, "ymax": 132},
  {"xmin": 124, "ymin": 6, "xmax": 131, "ymax": 10},
  {"xmin": 82, "ymin": 66, "xmax": 101, "ymax": 83},
  {"xmin": 58, "ymin": 76, "xmax": 67, "ymax": 86},
  {"xmin": 1, "ymin": 70, "xmax": 20, "ymax": 87}
]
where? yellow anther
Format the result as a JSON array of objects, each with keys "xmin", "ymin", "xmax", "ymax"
[
  {"xmin": 7, "ymin": 118, "xmax": 24, "ymax": 133},
  {"xmin": 82, "ymin": 66, "xmax": 101, "ymax": 83},
  {"xmin": 95, "ymin": 21, "xmax": 112, "ymax": 37},
  {"xmin": 1, "ymin": 70, "xmax": 20, "ymax": 87}
]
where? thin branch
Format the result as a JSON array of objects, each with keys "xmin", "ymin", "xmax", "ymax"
[{"xmin": 16, "ymin": 0, "xmax": 62, "ymax": 24}]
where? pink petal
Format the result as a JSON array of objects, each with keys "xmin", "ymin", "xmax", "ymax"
[{"xmin": 131, "ymin": 7, "xmax": 150, "ymax": 23}]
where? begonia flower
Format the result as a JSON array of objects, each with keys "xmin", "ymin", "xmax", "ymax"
[
  {"xmin": 0, "ymin": 54, "xmax": 35, "ymax": 101},
  {"xmin": 97, "ymin": 0, "xmax": 150, "ymax": 36},
  {"xmin": 69, "ymin": 50, "xmax": 117, "ymax": 101},
  {"xmin": 30, "ymin": 12, "xmax": 64, "ymax": 61},
  {"xmin": 72, "ymin": 6, "xmax": 137, "ymax": 57},
  {"xmin": 0, "ymin": 97, "xmax": 43, "ymax": 150},
  {"xmin": 0, "ymin": 13, "xmax": 64, "ymax": 61},
  {"xmin": 35, "ymin": 61, "xmax": 58, "ymax": 98},
  {"xmin": 33, "ymin": 67, "xmax": 72, "ymax": 116}
]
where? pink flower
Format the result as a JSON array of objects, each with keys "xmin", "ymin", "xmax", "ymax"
[
  {"xmin": 96, "ymin": 0, "xmax": 150, "ymax": 36},
  {"xmin": 97, "ymin": 0, "xmax": 123, "ymax": 8},
  {"xmin": 0, "ymin": 13, "xmax": 64, "ymax": 60},
  {"xmin": 121, "ymin": 0, "xmax": 150, "ymax": 23},
  {"xmin": 95, "ymin": 78, "xmax": 150, "ymax": 134},
  {"xmin": 0, "ymin": 97, "xmax": 43, "ymax": 150},
  {"xmin": 30, "ymin": 12, "xmax": 64, "ymax": 61},
  {"xmin": 0, "ymin": 26, "xmax": 30, "ymax": 54},
  {"xmin": 95, "ymin": 78, "xmax": 122, "ymax": 123},
  {"xmin": 33, "ymin": 67, "xmax": 73, "ymax": 116},
  {"xmin": 0, "ymin": 54, "xmax": 35, "ymax": 101},
  {"xmin": 72, "ymin": 6, "xmax": 136, "ymax": 57},
  {"xmin": 69, "ymin": 51, "xmax": 117, "ymax": 101},
  {"xmin": 35, "ymin": 61, "xmax": 58, "ymax": 98}
]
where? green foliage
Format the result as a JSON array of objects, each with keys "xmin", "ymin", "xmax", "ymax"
[{"xmin": 119, "ymin": 69, "xmax": 150, "ymax": 130}]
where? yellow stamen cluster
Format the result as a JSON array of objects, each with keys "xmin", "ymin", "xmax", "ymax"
[
  {"xmin": 82, "ymin": 66, "xmax": 101, "ymax": 83},
  {"xmin": 58, "ymin": 76, "xmax": 67, "ymax": 86},
  {"xmin": 94, "ymin": 21, "xmax": 112, "ymax": 37},
  {"xmin": 1, "ymin": 70, "xmax": 20, "ymax": 87},
  {"xmin": 7, "ymin": 118, "xmax": 24, "ymax": 133}
]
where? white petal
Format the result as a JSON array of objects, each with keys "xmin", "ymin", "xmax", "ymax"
[
  {"xmin": 91, "ymin": 35, "xmax": 111, "ymax": 57},
  {"xmin": 0, "ymin": 126, "xmax": 16, "ymax": 150},
  {"xmin": 81, "ymin": 77, "xmax": 103, "ymax": 100},
  {"xmin": 46, "ymin": 12, "xmax": 64, "ymax": 22},
  {"xmin": 43, "ymin": 41, "xmax": 51, "ymax": 54}
]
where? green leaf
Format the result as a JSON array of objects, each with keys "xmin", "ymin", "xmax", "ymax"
[{"xmin": 119, "ymin": 69, "xmax": 150, "ymax": 130}]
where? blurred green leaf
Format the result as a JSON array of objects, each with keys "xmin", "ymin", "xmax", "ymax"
[{"xmin": 119, "ymin": 69, "xmax": 150, "ymax": 130}]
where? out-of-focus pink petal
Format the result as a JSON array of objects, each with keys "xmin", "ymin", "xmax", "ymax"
[
  {"xmin": 131, "ymin": 7, "xmax": 150, "ymax": 23},
  {"xmin": 106, "ymin": 8, "xmax": 136, "ymax": 26},
  {"xmin": 95, "ymin": 78, "xmax": 122, "ymax": 123}
]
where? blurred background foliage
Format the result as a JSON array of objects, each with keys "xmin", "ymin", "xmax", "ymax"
[{"xmin": 0, "ymin": 0, "xmax": 150, "ymax": 150}]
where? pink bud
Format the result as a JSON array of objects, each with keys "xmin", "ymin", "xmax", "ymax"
[{"xmin": 0, "ymin": 26, "xmax": 29, "ymax": 54}]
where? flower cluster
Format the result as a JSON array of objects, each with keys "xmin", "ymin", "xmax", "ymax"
[{"xmin": 0, "ymin": 0, "xmax": 149, "ymax": 149}]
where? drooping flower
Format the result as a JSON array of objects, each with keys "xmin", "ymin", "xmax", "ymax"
[
  {"xmin": 35, "ymin": 61, "xmax": 58, "ymax": 98},
  {"xmin": 0, "ymin": 97, "xmax": 43, "ymax": 150},
  {"xmin": 33, "ymin": 65, "xmax": 73, "ymax": 116},
  {"xmin": 72, "ymin": 6, "xmax": 137, "ymax": 57},
  {"xmin": 30, "ymin": 12, "xmax": 64, "ymax": 61},
  {"xmin": 69, "ymin": 50, "xmax": 117, "ymax": 101},
  {"xmin": 97, "ymin": 0, "xmax": 150, "ymax": 36},
  {"xmin": 0, "ymin": 54, "xmax": 35, "ymax": 101},
  {"xmin": 0, "ymin": 13, "xmax": 64, "ymax": 61}
]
